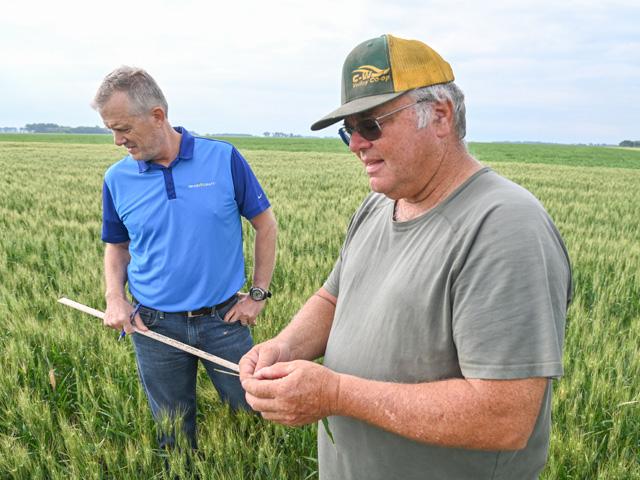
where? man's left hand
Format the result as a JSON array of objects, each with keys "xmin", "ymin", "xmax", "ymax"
[
  {"xmin": 223, "ymin": 292, "xmax": 265, "ymax": 326},
  {"xmin": 241, "ymin": 360, "xmax": 340, "ymax": 426}
]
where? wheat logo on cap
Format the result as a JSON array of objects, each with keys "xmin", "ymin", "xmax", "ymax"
[{"xmin": 352, "ymin": 65, "xmax": 391, "ymax": 89}]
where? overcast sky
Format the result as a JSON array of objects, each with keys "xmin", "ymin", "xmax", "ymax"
[{"xmin": 1, "ymin": 0, "xmax": 638, "ymax": 144}]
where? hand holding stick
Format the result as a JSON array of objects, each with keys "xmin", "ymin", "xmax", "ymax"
[{"xmin": 57, "ymin": 297, "xmax": 239, "ymax": 374}]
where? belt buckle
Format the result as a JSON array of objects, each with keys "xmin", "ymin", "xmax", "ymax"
[{"xmin": 187, "ymin": 310, "xmax": 204, "ymax": 318}]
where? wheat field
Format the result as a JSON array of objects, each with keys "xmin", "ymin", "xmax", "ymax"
[{"xmin": 0, "ymin": 136, "xmax": 638, "ymax": 479}]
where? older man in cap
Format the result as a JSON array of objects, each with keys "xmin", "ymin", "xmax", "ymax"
[{"xmin": 240, "ymin": 34, "xmax": 571, "ymax": 479}]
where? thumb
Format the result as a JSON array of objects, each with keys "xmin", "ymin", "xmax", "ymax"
[
  {"xmin": 131, "ymin": 313, "xmax": 148, "ymax": 332},
  {"xmin": 254, "ymin": 347, "xmax": 283, "ymax": 372},
  {"xmin": 254, "ymin": 362, "xmax": 294, "ymax": 380}
]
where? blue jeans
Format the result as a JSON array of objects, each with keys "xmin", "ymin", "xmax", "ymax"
[{"xmin": 132, "ymin": 296, "xmax": 252, "ymax": 449}]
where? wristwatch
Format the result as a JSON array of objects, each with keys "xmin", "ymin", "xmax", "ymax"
[{"xmin": 249, "ymin": 286, "xmax": 272, "ymax": 301}]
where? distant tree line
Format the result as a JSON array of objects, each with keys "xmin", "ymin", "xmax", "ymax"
[
  {"xmin": 619, "ymin": 140, "xmax": 640, "ymax": 147},
  {"xmin": 263, "ymin": 131, "xmax": 302, "ymax": 138},
  {"xmin": 25, "ymin": 123, "xmax": 109, "ymax": 134}
]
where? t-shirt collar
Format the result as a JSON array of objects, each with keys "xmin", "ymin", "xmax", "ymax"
[{"xmin": 137, "ymin": 126, "xmax": 194, "ymax": 172}]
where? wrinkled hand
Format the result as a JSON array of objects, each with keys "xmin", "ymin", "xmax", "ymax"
[
  {"xmin": 241, "ymin": 360, "xmax": 340, "ymax": 426},
  {"xmin": 239, "ymin": 340, "xmax": 291, "ymax": 383},
  {"xmin": 224, "ymin": 292, "xmax": 265, "ymax": 326},
  {"xmin": 104, "ymin": 296, "xmax": 147, "ymax": 334}
]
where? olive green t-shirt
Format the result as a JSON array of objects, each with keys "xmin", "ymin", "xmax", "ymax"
[{"xmin": 320, "ymin": 168, "xmax": 571, "ymax": 480}]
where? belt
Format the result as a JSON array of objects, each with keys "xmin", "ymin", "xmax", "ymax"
[{"xmin": 134, "ymin": 293, "xmax": 238, "ymax": 318}]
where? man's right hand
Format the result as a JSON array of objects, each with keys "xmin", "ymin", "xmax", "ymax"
[
  {"xmin": 104, "ymin": 296, "xmax": 148, "ymax": 334},
  {"xmin": 239, "ymin": 340, "xmax": 291, "ymax": 383}
]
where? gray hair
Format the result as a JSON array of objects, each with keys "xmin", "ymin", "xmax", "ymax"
[
  {"xmin": 409, "ymin": 82, "xmax": 466, "ymax": 140},
  {"xmin": 91, "ymin": 66, "xmax": 168, "ymax": 117}
]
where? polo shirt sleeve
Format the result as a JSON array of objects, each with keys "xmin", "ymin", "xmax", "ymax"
[
  {"xmin": 101, "ymin": 181, "xmax": 129, "ymax": 243},
  {"xmin": 230, "ymin": 147, "xmax": 271, "ymax": 219}
]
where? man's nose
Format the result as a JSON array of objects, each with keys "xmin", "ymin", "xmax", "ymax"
[
  {"xmin": 113, "ymin": 132, "xmax": 126, "ymax": 146},
  {"xmin": 348, "ymin": 130, "xmax": 373, "ymax": 154}
]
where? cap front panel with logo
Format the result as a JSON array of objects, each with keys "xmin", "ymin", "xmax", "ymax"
[{"xmin": 341, "ymin": 36, "xmax": 394, "ymax": 104}]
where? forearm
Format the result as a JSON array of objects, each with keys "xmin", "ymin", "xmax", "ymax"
[
  {"xmin": 251, "ymin": 212, "xmax": 277, "ymax": 289},
  {"xmin": 102, "ymin": 242, "xmax": 145, "ymax": 332},
  {"xmin": 275, "ymin": 288, "xmax": 336, "ymax": 361},
  {"xmin": 333, "ymin": 375, "xmax": 547, "ymax": 451},
  {"xmin": 104, "ymin": 242, "xmax": 130, "ymax": 301}
]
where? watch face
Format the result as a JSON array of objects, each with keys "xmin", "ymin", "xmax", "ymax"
[{"xmin": 250, "ymin": 288, "xmax": 264, "ymax": 301}]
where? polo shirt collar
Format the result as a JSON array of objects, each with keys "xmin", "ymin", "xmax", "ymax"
[{"xmin": 137, "ymin": 126, "xmax": 194, "ymax": 173}]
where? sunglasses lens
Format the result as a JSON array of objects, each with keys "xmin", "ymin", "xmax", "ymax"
[
  {"xmin": 338, "ymin": 127, "xmax": 351, "ymax": 146},
  {"xmin": 339, "ymin": 119, "xmax": 382, "ymax": 146},
  {"xmin": 358, "ymin": 119, "xmax": 382, "ymax": 141}
]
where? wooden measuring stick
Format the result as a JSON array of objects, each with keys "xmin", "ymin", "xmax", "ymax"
[{"xmin": 58, "ymin": 297, "xmax": 240, "ymax": 374}]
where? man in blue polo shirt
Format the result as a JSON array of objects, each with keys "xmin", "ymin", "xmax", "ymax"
[{"xmin": 91, "ymin": 66, "xmax": 277, "ymax": 449}]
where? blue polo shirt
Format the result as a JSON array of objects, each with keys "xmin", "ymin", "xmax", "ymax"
[{"xmin": 102, "ymin": 127, "xmax": 270, "ymax": 311}]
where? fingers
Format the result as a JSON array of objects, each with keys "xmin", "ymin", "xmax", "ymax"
[
  {"xmin": 103, "ymin": 317, "xmax": 124, "ymax": 331},
  {"xmin": 103, "ymin": 311, "xmax": 126, "ymax": 329},
  {"xmin": 242, "ymin": 362, "xmax": 297, "ymax": 402},
  {"xmin": 242, "ymin": 378, "xmax": 280, "ymax": 400},
  {"xmin": 239, "ymin": 347, "xmax": 260, "ymax": 381},
  {"xmin": 223, "ymin": 295, "xmax": 263, "ymax": 326},
  {"xmin": 242, "ymin": 362, "xmax": 329, "ymax": 427},
  {"xmin": 239, "ymin": 341, "xmax": 290, "ymax": 378},
  {"xmin": 259, "ymin": 411, "xmax": 315, "ymax": 427},
  {"xmin": 103, "ymin": 298, "xmax": 133, "ymax": 331},
  {"xmin": 239, "ymin": 342, "xmax": 286, "ymax": 382},
  {"xmin": 254, "ymin": 345, "xmax": 286, "ymax": 372},
  {"xmin": 245, "ymin": 387, "xmax": 313, "ymax": 426},
  {"xmin": 245, "ymin": 393, "xmax": 313, "ymax": 426},
  {"xmin": 239, "ymin": 313, "xmax": 258, "ymax": 327},
  {"xmin": 224, "ymin": 308, "xmax": 257, "ymax": 326},
  {"xmin": 224, "ymin": 292, "xmax": 246, "ymax": 323},
  {"xmin": 224, "ymin": 306, "xmax": 254, "ymax": 325},
  {"xmin": 223, "ymin": 306, "xmax": 238, "ymax": 323},
  {"xmin": 223, "ymin": 307, "xmax": 258, "ymax": 326}
]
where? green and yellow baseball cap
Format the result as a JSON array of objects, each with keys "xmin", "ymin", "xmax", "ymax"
[{"xmin": 310, "ymin": 34, "xmax": 454, "ymax": 131}]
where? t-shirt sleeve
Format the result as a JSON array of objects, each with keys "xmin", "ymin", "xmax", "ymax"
[
  {"xmin": 101, "ymin": 181, "xmax": 129, "ymax": 243},
  {"xmin": 323, "ymin": 256, "xmax": 342, "ymax": 298},
  {"xmin": 452, "ymin": 202, "xmax": 571, "ymax": 380},
  {"xmin": 230, "ymin": 147, "xmax": 271, "ymax": 219}
]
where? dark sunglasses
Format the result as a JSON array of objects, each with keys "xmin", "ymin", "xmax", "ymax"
[{"xmin": 338, "ymin": 99, "xmax": 426, "ymax": 146}]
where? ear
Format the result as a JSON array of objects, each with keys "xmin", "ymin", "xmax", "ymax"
[
  {"xmin": 430, "ymin": 100, "xmax": 454, "ymax": 138},
  {"xmin": 150, "ymin": 106, "xmax": 166, "ymax": 125}
]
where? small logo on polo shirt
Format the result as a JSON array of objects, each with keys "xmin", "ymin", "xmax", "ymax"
[
  {"xmin": 188, "ymin": 181, "xmax": 216, "ymax": 189},
  {"xmin": 352, "ymin": 65, "xmax": 390, "ymax": 88}
]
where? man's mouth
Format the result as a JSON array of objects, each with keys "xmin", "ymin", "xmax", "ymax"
[{"xmin": 364, "ymin": 159, "xmax": 384, "ymax": 174}]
